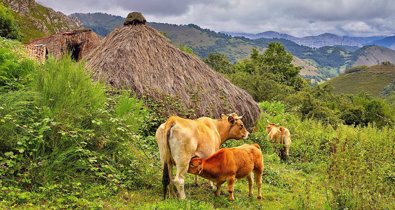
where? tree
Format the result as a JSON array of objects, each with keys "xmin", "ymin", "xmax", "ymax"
[{"xmin": 203, "ymin": 53, "xmax": 234, "ymax": 74}]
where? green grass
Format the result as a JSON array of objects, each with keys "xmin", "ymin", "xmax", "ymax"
[
  {"xmin": 327, "ymin": 64, "xmax": 395, "ymax": 96},
  {"xmin": 79, "ymin": 157, "xmax": 329, "ymax": 210}
]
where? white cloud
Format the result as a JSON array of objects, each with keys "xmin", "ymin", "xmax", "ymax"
[{"xmin": 37, "ymin": 0, "xmax": 395, "ymax": 37}]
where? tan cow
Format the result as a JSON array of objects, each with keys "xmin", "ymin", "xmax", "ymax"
[
  {"xmin": 156, "ymin": 113, "xmax": 249, "ymax": 199},
  {"xmin": 266, "ymin": 123, "xmax": 291, "ymax": 161},
  {"xmin": 188, "ymin": 144, "xmax": 264, "ymax": 201}
]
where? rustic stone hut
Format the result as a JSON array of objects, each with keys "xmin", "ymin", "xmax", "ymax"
[
  {"xmin": 86, "ymin": 12, "xmax": 260, "ymax": 127},
  {"xmin": 26, "ymin": 29, "xmax": 101, "ymax": 61}
]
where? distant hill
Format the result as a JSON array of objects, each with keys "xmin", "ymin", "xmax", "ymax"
[
  {"xmin": 227, "ymin": 31, "xmax": 297, "ymax": 41},
  {"xmin": 368, "ymin": 36, "xmax": 395, "ymax": 50},
  {"xmin": 1, "ymin": 0, "xmax": 81, "ymax": 42},
  {"xmin": 70, "ymin": 13, "xmax": 122, "ymax": 37},
  {"xmin": 351, "ymin": 46, "xmax": 395, "ymax": 67},
  {"xmin": 327, "ymin": 64, "xmax": 395, "ymax": 96},
  {"xmin": 297, "ymin": 33, "xmax": 362, "ymax": 48}
]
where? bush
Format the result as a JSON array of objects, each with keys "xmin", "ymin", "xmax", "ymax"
[{"xmin": 0, "ymin": 4, "xmax": 20, "ymax": 40}]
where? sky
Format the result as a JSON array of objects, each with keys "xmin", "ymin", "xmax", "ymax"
[{"xmin": 36, "ymin": 0, "xmax": 395, "ymax": 37}]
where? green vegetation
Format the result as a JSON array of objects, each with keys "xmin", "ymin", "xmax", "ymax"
[
  {"xmin": 0, "ymin": 38, "xmax": 157, "ymax": 208},
  {"xmin": 0, "ymin": 3, "xmax": 20, "ymax": 40},
  {"xmin": 327, "ymin": 64, "xmax": 395, "ymax": 96},
  {"xmin": 1, "ymin": 38, "xmax": 394, "ymax": 209},
  {"xmin": 206, "ymin": 43, "xmax": 306, "ymax": 102}
]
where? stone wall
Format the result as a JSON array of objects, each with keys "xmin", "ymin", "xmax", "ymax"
[
  {"xmin": 24, "ymin": 44, "xmax": 47, "ymax": 63},
  {"xmin": 25, "ymin": 29, "xmax": 101, "ymax": 61}
]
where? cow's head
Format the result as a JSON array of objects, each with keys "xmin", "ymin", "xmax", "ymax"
[
  {"xmin": 221, "ymin": 113, "xmax": 249, "ymax": 140},
  {"xmin": 188, "ymin": 156, "xmax": 203, "ymax": 175},
  {"xmin": 266, "ymin": 123, "xmax": 277, "ymax": 133}
]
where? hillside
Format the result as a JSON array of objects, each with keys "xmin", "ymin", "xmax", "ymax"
[
  {"xmin": 1, "ymin": 0, "xmax": 81, "ymax": 42},
  {"xmin": 327, "ymin": 64, "xmax": 395, "ymax": 96},
  {"xmin": 351, "ymin": 45, "xmax": 395, "ymax": 67},
  {"xmin": 369, "ymin": 36, "xmax": 395, "ymax": 50}
]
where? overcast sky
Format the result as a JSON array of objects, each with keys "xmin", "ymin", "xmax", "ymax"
[{"xmin": 37, "ymin": 0, "xmax": 395, "ymax": 37}]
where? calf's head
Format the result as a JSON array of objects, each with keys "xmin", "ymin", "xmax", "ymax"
[
  {"xmin": 222, "ymin": 113, "xmax": 249, "ymax": 140},
  {"xmin": 188, "ymin": 156, "xmax": 203, "ymax": 175}
]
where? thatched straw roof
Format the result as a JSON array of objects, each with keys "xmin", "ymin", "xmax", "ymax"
[{"xmin": 86, "ymin": 23, "xmax": 260, "ymax": 128}]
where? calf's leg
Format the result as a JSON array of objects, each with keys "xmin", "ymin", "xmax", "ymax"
[
  {"xmin": 227, "ymin": 176, "xmax": 236, "ymax": 201},
  {"xmin": 247, "ymin": 173, "xmax": 253, "ymax": 197},
  {"xmin": 215, "ymin": 182, "xmax": 223, "ymax": 196},
  {"xmin": 254, "ymin": 170, "xmax": 263, "ymax": 199}
]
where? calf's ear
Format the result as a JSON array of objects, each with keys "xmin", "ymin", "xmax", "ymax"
[{"xmin": 190, "ymin": 157, "xmax": 202, "ymax": 166}]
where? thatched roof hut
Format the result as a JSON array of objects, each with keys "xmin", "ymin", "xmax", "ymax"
[{"xmin": 86, "ymin": 14, "xmax": 260, "ymax": 127}]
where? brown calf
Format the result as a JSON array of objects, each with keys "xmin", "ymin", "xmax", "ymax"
[{"xmin": 188, "ymin": 144, "xmax": 263, "ymax": 201}]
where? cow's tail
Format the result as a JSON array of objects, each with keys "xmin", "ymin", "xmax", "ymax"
[{"xmin": 162, "ymin": 119, "xmax": 176, "ymax": 199}]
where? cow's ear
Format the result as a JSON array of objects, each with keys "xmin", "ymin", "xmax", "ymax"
[
  {"xmin": 228, "ymin": 115, "xmax": 235, "ymax": 124},
  {"xmin": 221, "ymin": 114, "xmax": 227, "ymax": 119}
]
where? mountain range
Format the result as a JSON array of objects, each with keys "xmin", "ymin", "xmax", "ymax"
[
  {"xmin": 71, "ymin": 12, "xmax": 395, "ymax": 81},
  {"xmin": 225, "ymin": 31, "xmax": 393, "ymax": 49}
]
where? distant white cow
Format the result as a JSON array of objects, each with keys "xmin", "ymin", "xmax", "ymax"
[{"xmin": 266, "ymin": 123, "xmax": 291, "ymax": 161}]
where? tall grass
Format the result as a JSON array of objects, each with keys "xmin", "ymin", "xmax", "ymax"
[{"xmin": 33, "ymin": 56, "xmax": 106, "ymax": 124}]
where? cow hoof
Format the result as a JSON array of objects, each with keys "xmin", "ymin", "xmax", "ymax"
[{"xmin": 257, "ymin": 196, "xmax": 262, "ymax": 200}]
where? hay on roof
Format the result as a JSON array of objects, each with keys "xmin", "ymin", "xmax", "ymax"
[{"xmin": 85, "ymin": 24, "xmax": 260, "ymax": 128}]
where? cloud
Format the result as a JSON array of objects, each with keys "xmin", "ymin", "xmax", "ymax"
[{"xmin": 37, "ymin": 0, "xmax": 395, "ymax": 37}]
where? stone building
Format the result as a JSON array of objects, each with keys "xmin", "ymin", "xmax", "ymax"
[{"xmin": 25, "ymin": 29, "xmax": 101, "ymax": 62}]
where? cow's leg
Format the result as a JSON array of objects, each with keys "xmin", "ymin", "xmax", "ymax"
[
  {"xmin": 254, "ymin": 170, "xmax": 263, "ymax": 199},
  {"xmin": 167, "ymin": 163, "xmax": 177, "ymax": 197},
  {"xmin": 285, "ymin": 145, "xmax": 290, "ymax": 160},
  {"xmin": 247, "ymin": 173, "xmax": 253, "ymax": 197},
  {"xmin": 173, "ymin": 163, "xmax": 188, "ymax": 199},
  {"xmin": 227, "ymin": 176, "xmax": 236, "ymax": 201}
]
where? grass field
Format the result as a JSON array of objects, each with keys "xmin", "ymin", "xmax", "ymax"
[
  {"xmin": 327, "ymin": 64, "xmax": 395, "ymax": 96},
  {"xmin": 101, "ymin": 154, "xmax": 329, "ymax": 210}
]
